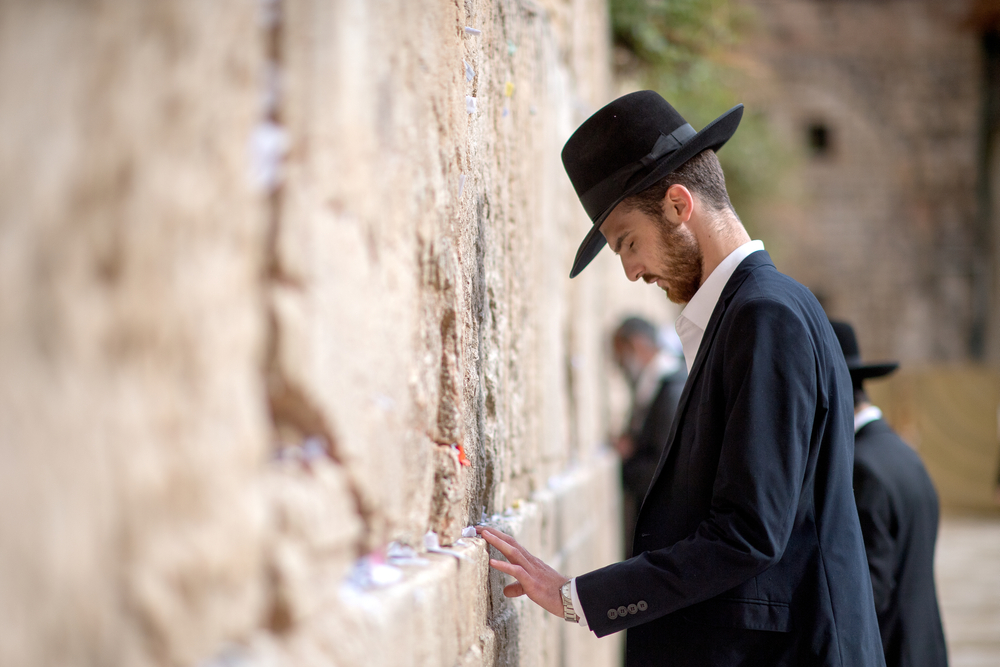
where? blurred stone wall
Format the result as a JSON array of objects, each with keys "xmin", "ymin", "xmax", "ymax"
[
  {"xmin": 0, "ymin": 1, "xmax": 631, "ymax": 665},
  {"xmin": 737, "ymin": 0, "xmax": 984, "ymax": 363}
]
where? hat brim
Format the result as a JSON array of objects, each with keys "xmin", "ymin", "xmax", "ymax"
[
  {"xmin": 569, "ymin": 103, "xmax": 745, "ymax": 279},
  {"xmin": 848, "ymin": 362, "xmax": 899, "ymax": 383}
]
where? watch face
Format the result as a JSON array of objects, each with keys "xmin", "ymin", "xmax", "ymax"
[{"xmin": 560, "ymin": 582, "xmax": 576, "ymax": 621}]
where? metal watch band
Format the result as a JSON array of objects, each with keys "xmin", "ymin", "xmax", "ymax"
[{"xmin": 560, "ymin": 580, "xmax": 579, "ymax": 623}]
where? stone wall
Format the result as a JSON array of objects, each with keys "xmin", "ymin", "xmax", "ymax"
[
  {"xmin": 737, "ymin": 0, "xmax": 984, "ymax": 363},
  {"xmin": 0, "ymin": 1, "xmax": 641, "ymax": 665}
]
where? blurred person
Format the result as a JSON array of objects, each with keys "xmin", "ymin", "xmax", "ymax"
[
  {"xmin": 478, "ymin": 91, "xmax": 884, "ymax": 666},
  {"xmin": 830, "ymin": 320, "xmax": 948, "ymax": 667},
  {"xmin": 611, "ymin": 316, "xmax": 685, "ymax": 556}
]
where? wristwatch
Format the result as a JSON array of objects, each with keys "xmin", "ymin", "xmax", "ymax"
[{"xmin": 559, "ymin": 580, "xmax": 579, "ymax": 623}]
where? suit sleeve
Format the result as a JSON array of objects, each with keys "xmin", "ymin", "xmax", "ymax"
[
  {"xmin": 577, "ymin": 296, "xmax": 818, "ymax": 636},
  {"xmin": 853, "ymin": 463, "xmax": 896, "ymax": 615}
]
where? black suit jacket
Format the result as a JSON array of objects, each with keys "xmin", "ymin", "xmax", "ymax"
[
  {"xmin": 577, "ymin": 252, "xmax": 885, "ymax": 666},
  {"xmin": 622, "ymin": 368, "xmax": 686, "ymax": 500},
  {"xmin": 854, "ymin": 418, "xmax": 948, "ymax": 667}
]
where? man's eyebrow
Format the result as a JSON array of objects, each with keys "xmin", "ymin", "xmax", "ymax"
[{"xmin": 613, "ymin": 232, "xmax": 628, "ymax": 254}]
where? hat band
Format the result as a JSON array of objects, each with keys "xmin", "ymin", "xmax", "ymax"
[{"xmin": 579, "ymin": 123, "xmax": 696, "ymax": 220}]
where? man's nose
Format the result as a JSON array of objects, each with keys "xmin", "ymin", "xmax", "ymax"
[{"xmin": 621, "ymin": 256, "xmax": 643, "ymax": 282}]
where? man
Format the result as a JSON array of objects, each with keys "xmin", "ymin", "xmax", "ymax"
[
  {"xmin": 830, "ymin": 320, "xmax": 949, "ymax": 667},
  {"xmin": 611, "ymin": 316, "xmax": 685, "ymax": 556},
  {"xmin": 477, "ymin": 91, "xmax": 885, "ymax": 665}
]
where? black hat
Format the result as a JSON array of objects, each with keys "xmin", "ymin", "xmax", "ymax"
[
  {"xmin": 561, "ymin": 91, "xmax": 744, "ymax": 278},
  {"xmin": 830, "ymin": 320, "xmax": 899, "ymax": 387}
]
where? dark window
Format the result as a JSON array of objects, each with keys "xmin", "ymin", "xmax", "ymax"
[{"xmin": 807, "ymin": 123, "xmax": 832, "ymax": 157}]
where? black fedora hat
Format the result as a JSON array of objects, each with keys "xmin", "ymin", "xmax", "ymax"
[
  {"xmin": 830, "ymin": 320, "xmax": 899, "ymax": 386},
  {"xmin": 561, "ymin": 91, "xmax": 744, "ymax": 278}
]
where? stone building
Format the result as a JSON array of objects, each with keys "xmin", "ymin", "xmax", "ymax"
[
  {"xmin": 0, "ymin": 1, "xmax": 676, "ymax": 666},
  {"xmin": 736, "ymin": 0, "xmax": 1000, "ymax": 364}
]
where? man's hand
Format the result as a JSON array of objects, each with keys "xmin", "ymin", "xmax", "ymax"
[
  {"xmin": 613, "ymin": 434, "xmax": 636, "ymax": 459},
  {"xmin": 476, "ymin": 526, "xmax": 568, "ymax": 617}
]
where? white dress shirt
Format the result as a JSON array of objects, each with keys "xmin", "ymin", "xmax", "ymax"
[
  {"xmin": 854, "ymin": 405, "xmax": 883, "ymax": 433},
  {"xmin": 675, "ymin": 240, "xmax": 765, "ymax": 373},
  {"xmin": 570, "ymin": 240, "xmax": 766, "ymax": 629}
]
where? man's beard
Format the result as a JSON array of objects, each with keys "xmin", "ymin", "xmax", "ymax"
[{"xmin": 644, "ymin": 217, "xmax": 703, "ymax": 304}]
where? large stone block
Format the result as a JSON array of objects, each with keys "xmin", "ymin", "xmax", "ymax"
[{"xmin": 0, "ymin": 1, "xmax": 266, "ymax": 665}]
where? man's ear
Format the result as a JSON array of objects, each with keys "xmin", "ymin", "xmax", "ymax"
[{"xmin": 662, "ymin": 184, "xmax": 694, "ymax": 224}]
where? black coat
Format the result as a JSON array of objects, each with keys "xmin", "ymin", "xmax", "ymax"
[
  {"xmin": 853, "ymin": 418, "xmax": 948, "ymax": 667},
  {"xmin": 621, "ymin": 369, "xmax": 686, "ymax": 557},
  {"xmin": 576, "ymin": 252, "xmax": 885, "ymax": 666},
  {"xmin": 622, "ymin": 368, "xmax": 686, "ymax": 500}
]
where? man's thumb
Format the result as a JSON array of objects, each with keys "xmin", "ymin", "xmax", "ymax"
[{"xmin": 503, "ymin": 581, "xmax": 526, "ymax": 598}]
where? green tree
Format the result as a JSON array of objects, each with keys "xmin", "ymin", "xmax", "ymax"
[{"xmin": 609, "ymin": 0, "xmax": 792, "ymax": 240}]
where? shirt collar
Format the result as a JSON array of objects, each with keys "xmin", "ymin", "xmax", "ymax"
[
  {"xmin": 675, "ymin": 240, "xmax": 765, "ymax": 372},
  {"xmin": 854, "ymin": 405, "xmax": 883, "ymax": 433}
]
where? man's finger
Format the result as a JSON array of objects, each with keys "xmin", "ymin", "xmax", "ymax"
[
  {"xmin": 477, "ymin": 526, "xmax": 521, "ymax": 549},
  {"xmin": 489, "ymin": 557, "xmax": 523, "ymax": 579},
  {"xmin": 480, "ymin": 529, "xmax": 526, "ymax": 565},
  {"xmin": 503, "ymin": 581, "xmax": 526, "ymax": 598}
]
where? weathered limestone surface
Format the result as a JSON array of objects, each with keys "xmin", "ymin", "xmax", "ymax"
[
  {"xmin": 0, "ymin": 1, "xmax": 635, "ymax": 666},
  {"xmin": 241, "ymin": 453, "xmax": 621, "ymax": 667},
  {"xmin": 0, "ymin": 2, "xmax": 266, "ymax": 666}
]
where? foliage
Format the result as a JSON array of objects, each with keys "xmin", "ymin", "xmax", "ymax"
[
  {"xmin": 610, "ymin": 0, "xmax": 745, "ymax": 74},
  {"xmin": 609, "ymin": 0, "xmax": 793, "ymax": 239}
]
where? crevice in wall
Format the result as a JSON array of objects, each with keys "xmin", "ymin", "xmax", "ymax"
[
  {"xmin": 488, "ymin": 604, "xmax": 521, "ymax": 666},
  {"xmin": 418, "ymin": 234, "xmax": 473, "ymax": 541},
  {"xmin": 255, "ymin": 0, "xmax": 372, "ymax": 636},
  {"xmin": 564, "ymin": 319, "xmax": 580, "ymax": 460},
  {"xmin": 428, "ymin": 443, "xmax": 467, "ymax": 542},
  {"xmin": 437, "ymin": 306, "xmax": 464, "ymax": 443},
  {"xmin": 262, "ymin": 561, "xmax": 294, "ymax": 634},
  {"xmin": 255, "ymin": 0, "xmax": 371, "ymax": 518},
  {"xmin": 258, "ymin": 0, "xmax": 295, "ymax": 288},
  {"xmin": 469, "ymin": 191, "xmax": 495, "ymax": 517}
]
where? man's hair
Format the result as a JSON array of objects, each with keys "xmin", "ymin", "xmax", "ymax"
[
  {"xmin": 614, "ymin": 316, "xmax": 658, "ymax": 346},
  {"xmin": 623, "ymin": 149, "xmax": 734, "ymax": 219}
]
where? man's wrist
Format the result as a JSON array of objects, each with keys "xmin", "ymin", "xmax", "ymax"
[{"xmin": 559, "ymin": 580, "xmax": 579, "ymax": 623}]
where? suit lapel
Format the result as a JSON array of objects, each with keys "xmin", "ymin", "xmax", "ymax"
[{"xmin": 640, "ymin": 251, "xmax": 774, "ymax": 510}]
